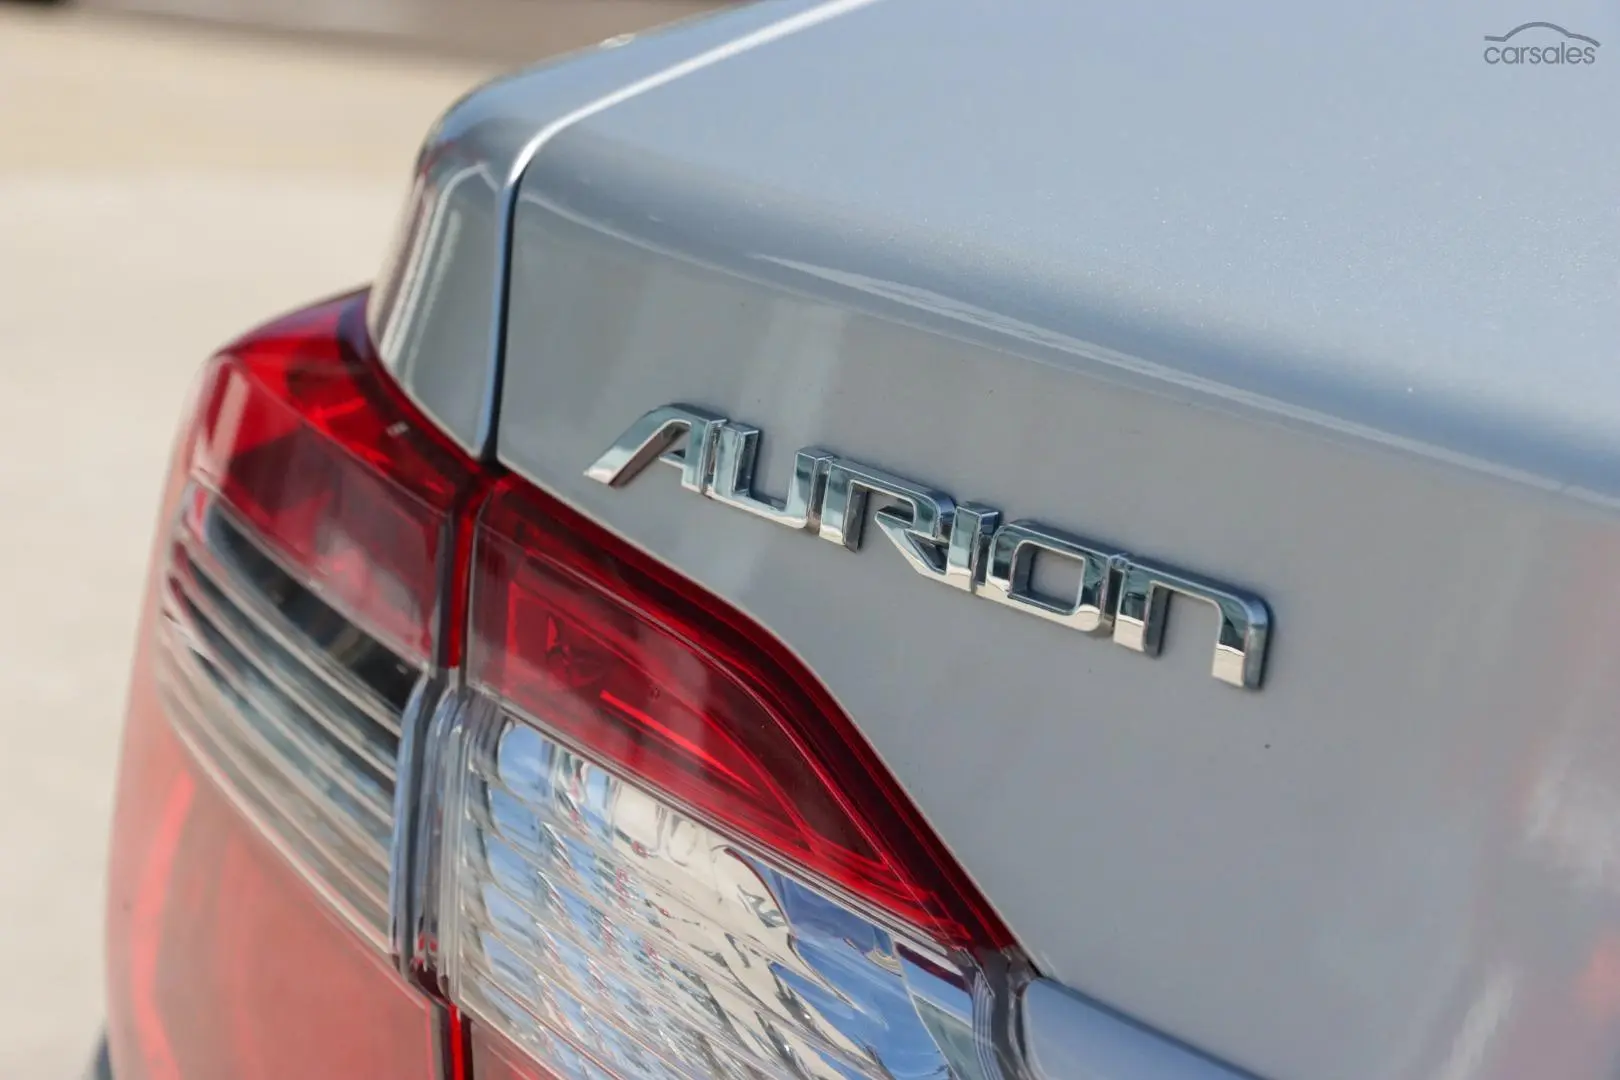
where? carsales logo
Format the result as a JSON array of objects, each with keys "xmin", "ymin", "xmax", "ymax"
[{"xmin": 1484, "ymin": 22, "xmax": 1600, "ymax": 64}]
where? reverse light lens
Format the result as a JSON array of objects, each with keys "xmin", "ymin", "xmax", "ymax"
[
  {"xmin": 440, "ymin": 710, "xmax": 1003, "ymax": 1080},
  {"xmin": 468, "ymin": 479, "xmax": 1010, "ymax": 949}
]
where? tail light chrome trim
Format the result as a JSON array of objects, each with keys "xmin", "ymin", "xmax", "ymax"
[
  {"xmin": 403, "ymin": 684, "xmax": 478, "ymax": 981},
  {"xmin": 388, "ymin": 673, "xmax": 451, "ymax": 975}
]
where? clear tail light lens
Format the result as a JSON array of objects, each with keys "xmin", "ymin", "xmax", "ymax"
[
  {"xmin": 431, "ymin": 480, "xmax": 1026, "ymax": 1080},
  {"xmin": 440, "ymin": 713, "xmax": 1011, "ymax": 1080}
]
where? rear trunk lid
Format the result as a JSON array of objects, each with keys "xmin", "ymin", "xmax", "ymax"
[{"xmin": 410, "ymin": 2, "xmax": 1620, "ymax": 1077}]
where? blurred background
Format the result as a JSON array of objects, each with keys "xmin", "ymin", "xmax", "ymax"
[{"xmin": 0, "ymin": 0, "xmax": 715, "ymax": 1073}]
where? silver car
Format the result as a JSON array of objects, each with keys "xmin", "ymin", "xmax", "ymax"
[{"xmin": 92, "ymin": 3, "xmax": 1620, "ymax": 1079}]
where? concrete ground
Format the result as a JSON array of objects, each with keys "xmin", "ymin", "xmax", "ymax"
[{"xmin": 0, "ymin": 9, "xmax": 499, "ymax": 1074}]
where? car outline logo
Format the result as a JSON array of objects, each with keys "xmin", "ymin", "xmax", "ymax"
[
  {"xmin": 1484, "ymin": 21, "xmax": 1600, "ymax": 47},
  {"xmin": 1483, "ymin": 21, "xmax": 1600, "ymax": 65}
]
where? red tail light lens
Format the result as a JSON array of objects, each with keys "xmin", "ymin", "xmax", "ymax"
[
  {"xmin": 107, "ymin": 290, "xmax": 476, "ymax": 1080},
  {"xmin": 105, "ymin": 664, "xmax": 442, "ymax": 1080},
  {"xmin": 467, "ymin": 1023, "xmax": 552, "ymax": 1080},
  {"xmin": 468, "ymin": 478, "xmax": 1008, "ymax": 949},
  {"xmin": 190, "ymin": 291, "xmax": 474, "ymax": 663}
]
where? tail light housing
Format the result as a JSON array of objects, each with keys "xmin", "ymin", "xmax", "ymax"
[
  {"xmin": 105, "ymin": 291, "xmax": 472, "ymax": 1080},
  {"xmin": 434, "ymin": 481, "xmax": 1022, "ymax": 1080},
  {"xmin": 105, "ymin": 290, "xmax": 1032, "ymax": 1080}
]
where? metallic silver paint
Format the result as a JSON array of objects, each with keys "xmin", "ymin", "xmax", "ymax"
[
  {"xmin": 367, "ymin": 2, "xmax": 836, "ymax": 456},
  {"xmin": 483, "ymin": 0, "xmax": 1620, "ymax": 1071},
  {"xmin": 1019, "ymin": 981, "xmax": 1252, "ymax": 1080},
  {"xmin": 374, "ymin": 0, "xmax": 1620, "ymax": 1075}
]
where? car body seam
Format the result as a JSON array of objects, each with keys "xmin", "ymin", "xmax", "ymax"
[{"xmin": 473, "ymin": 0, "xmax": 891, "ymax": 459}]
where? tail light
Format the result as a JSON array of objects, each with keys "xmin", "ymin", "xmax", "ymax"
[
  {"xmin": 434, "ymin": 482, "xmax": 1023, "ymax": 1080},
  {"xmin": 105, "ymin": 292, "xmax": 471, "ymax": 1080},
  {"xmin": 105, "ymin": 291, "xmax": 1032, "ymax": 1080}
]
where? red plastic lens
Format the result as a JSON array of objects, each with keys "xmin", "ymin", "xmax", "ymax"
[
  {"xmin": 105, "ymin": 620, "xmax": 444, "ymax": 1080},
  {"xmin": 105, "ymin": 297, "xmax": 462, "ymax": 1079},
  {"xmin": 468, "ymin": 478, "xmax": 1010, "ymax": 948},
  {"xmin": 467, "ymin": 1022, "xmax": 556, "ymax": 1080},
  {"xmin": 189, "ymin": 291, "xmax": 475, "ymax": 662}
]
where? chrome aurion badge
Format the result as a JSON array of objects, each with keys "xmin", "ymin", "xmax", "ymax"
[{"xmin": 586, "ymin": 404, "xmax": 1271, "ymax": 689}]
